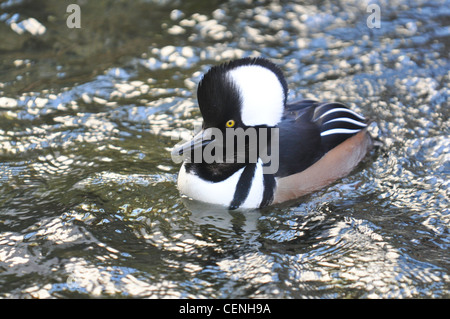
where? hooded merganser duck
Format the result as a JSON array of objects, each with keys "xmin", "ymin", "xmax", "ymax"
[{"xmin": 172, "ymin": 57, "xmax": 373, "ymax": 210}]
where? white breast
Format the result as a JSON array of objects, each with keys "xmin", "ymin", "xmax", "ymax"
[{"xmin": 177, "ymin": 161, "xmax": 265, "ymax": 209}]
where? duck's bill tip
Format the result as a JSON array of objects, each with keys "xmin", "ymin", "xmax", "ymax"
[{"xmin": 171, "ymin": 129, "xmax": 213, "ymax": 157}]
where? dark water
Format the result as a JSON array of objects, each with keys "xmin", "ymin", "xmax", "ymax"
[{"xmin": 0, "ymin": 0, "xmax": 449, "ymax": 298}]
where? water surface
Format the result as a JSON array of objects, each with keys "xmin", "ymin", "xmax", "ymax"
[{"xmin": 0, "ymin": 0, "xmax": 449, "ymax": 298}]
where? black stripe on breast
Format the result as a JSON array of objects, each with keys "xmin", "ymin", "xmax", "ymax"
[
  {"xmin": 260, "ymin": 173, "xmax": 276, "ymax": 208},
  {"xmin": 229, "ymin": 164, "xmax": 257, "ymax": 210}
]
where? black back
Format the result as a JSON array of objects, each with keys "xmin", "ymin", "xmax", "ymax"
[{"xmin": 274, "ymin": 99, "xmax": 368, "ymax": 177}]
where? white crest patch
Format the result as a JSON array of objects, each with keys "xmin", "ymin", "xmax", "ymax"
[{"xmin": 228, "ymin": 65, "xmax": 285, "ymax": 126}]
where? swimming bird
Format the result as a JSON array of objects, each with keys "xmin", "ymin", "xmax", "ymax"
[{"xmin": 172, "ymin": 57, "xmax": 373, "ymax": 210}]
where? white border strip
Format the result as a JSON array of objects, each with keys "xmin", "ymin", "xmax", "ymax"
[
  {"xmin": 318, "ymin": 107, "xmax": 366, "ymax": 121},
  {"xmin": 320, "ymin": 128, "xmax": 362, "ymax": 137},
  {"xmin": 323, "ymin": 117, "xmax": 368, "ymax": 127}
]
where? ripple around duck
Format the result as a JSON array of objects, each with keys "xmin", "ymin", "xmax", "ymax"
[{"xmin": 0, "ymin": 0, "xmax": 449, "ymax": 298}]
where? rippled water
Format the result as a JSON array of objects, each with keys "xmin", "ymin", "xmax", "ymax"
[{"xmin": 0, "ymin": 0, "xmax": 449, "ymax": 298}]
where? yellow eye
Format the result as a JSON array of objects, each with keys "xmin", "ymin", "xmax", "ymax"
[{"xmin": 225, "ymin": 119, "xmax": 235, "ymax": 128}]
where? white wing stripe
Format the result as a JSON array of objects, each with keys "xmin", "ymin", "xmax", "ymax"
[
  {"xmin": 318, "ymin": 107, "xmax": 366, "ymax": 121},
  {"xmin": 323, "ymin": 117, "xmax": 368, "ymax": 127},
  {"xmin": 320, "ymin": 128, "xmax": 362, "ymax": 137}
]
